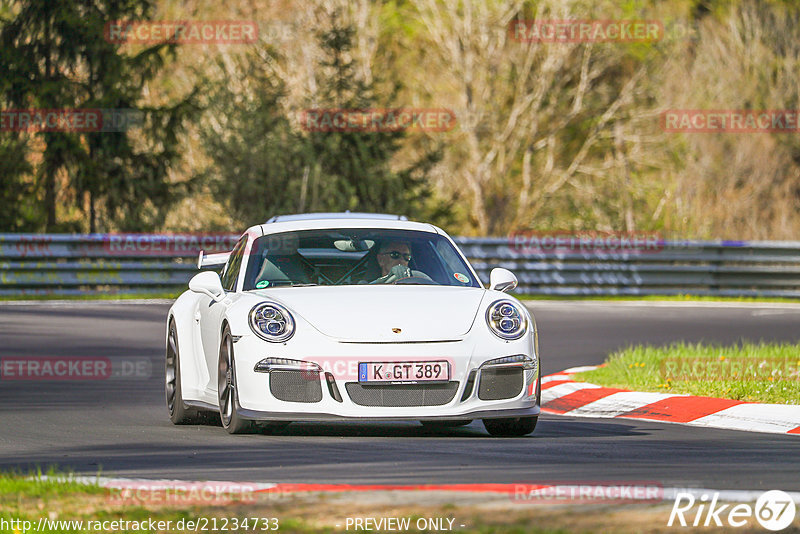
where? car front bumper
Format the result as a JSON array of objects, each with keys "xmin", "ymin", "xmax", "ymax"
[{"xmin": 227, "ymin": 329, "xmax": 540, "ymax": 421}]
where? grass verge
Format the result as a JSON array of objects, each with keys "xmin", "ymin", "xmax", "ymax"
[
  {"xmin": 0, "ymin": 469, "xmax": 756, "ymax": 533},
  {"xmin": 573, "ymin": 342, "xmax": 800, "ymax": 404}
]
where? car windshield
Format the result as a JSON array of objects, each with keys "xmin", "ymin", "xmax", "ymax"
[{"xmin": 243, "ymin": 228, "xmax": 481, "ymax": 289}]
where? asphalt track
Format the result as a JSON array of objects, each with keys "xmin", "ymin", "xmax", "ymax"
[{"xmin": 1, "ymin": 301, "xmax": 799, "ymax": 490}]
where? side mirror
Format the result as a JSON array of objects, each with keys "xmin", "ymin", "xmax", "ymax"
[
  {"xmin": 489, "ymin": 267, "xmax": 518, "ymax": 293},
  {"xmin": 189, "ymin": 271, "xmax": 225, "ymax": 301}
]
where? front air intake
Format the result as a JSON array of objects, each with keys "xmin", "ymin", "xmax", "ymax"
[
  {"xmin": 478, "ymin": 367, "xmax": 523, "ymax": 401},
  {"xmin": 269, "ymin": 370, "xmax": 323, "ymax": 403}
]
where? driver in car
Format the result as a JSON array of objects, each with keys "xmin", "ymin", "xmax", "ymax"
[{"xmin": 371, "ymin": 241, "xmax": 431, "ymax": 284}]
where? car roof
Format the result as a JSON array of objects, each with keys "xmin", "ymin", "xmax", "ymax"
[
  {"xmin": 265, "ymin": 212, "xmax": 408, "ymax": 223},
  {"xmin": 252, "ymin": 213, "xmax": 443, "ymax": 236}
]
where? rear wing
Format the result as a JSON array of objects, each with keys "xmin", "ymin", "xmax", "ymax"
[{"xmin": 197, "ymin": 250, "xmax": 230, "ymax": 269}]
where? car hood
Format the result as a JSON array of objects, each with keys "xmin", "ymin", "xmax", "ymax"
[{"xmin": 249, "ymin": 285, "xmax": 486, "ymax": 342}]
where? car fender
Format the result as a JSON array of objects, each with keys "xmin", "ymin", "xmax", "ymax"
[
  {"xmin": 167, "ymin": 290, "xmax": 208, "ymax": 402},
  {"xmin": 220, "ymin": 293, "xmax": 262, "ymax": 339}
]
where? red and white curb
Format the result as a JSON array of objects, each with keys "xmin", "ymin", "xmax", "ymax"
[
  {"xmin": 44, "ymin": 477, "xmax": 800, "ymax": 505},
  {"xmin": 542, "ymin": 366, "xmax": 800, "ymax": 435}
]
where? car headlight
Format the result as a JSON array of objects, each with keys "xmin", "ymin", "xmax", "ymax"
[
  {"xmin": 486, "ymin": 300, "xmax": 528, "ymax": 340},
  {"xmin": 249, "ymin": 302, "xmax": 295, "ymax": 342}
]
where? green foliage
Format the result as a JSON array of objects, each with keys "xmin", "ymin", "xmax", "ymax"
[
  {"xmin": 301, "ymin": 20, "xmax": 445, "ymax": 220},
  {"xmin": 2, "ymin": 0, "xmax": 800, "ymax": 237},
  {"xmin": 0, "ymin": 134, "xmax": 40, "ymax": 230},
  {"xmin": 0, "ymin": 0, "xmax": 197, "ymax": 232},
  {"xmin": 202, "ymin": 12, "xmax": 449, "ymax": 226},
  {"xmin": 200, "ymin": 59, "xmax": 307, "ymax": 225},
  {"xmin": 0, "ymin": 467, "xmax": 104, "ymax": 499}
]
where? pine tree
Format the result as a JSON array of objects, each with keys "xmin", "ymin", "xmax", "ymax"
[
  {"xmin": 201, "ymin": 12, "xmax": 448, "ymax": 224},
  {"xmin": 0, "ymin": 0, "xmax": 197, "ymax": 232},
  {"xmin": 299, "ymin": 18, "xmax": 444, "ymax": 219}
]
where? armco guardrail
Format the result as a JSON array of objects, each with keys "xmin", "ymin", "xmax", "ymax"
[
  {"xmin": 0, "ymin": 234, "xmax": 239, "ymax": 297},
  {"xmin": 1, "ymin": 234, "xmax": 800, "ymax": 298},
  {"xmin": 456, "ymin": 237, "xmax": 800, "ymax": 298}
]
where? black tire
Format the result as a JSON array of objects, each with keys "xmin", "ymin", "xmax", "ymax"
[
  {"xmin": 166, "ymin": 319, "xmax": 201, "ymax": 424},
  {"xmin": 218, "ymin": 325, "xmax": 255, "ymax": 434},
  {"xmin": 482, "ymin": 416, "xmax": 537, "ymax": 437},
  {"xmin": 420, "ymin": 419, "xmax": 472, "ymax": 428}
]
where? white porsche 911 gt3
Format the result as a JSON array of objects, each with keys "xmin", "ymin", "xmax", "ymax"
[{"xmin": 166, "ymin": 213, "xmax": 541, "ymax": 436}]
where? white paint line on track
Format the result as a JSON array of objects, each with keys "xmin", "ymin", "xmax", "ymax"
[
  {"xmin": 541, "ymin": 382, "xmax": 601, "ymax": 403},
  {"xmin": 560, "ymin": 365, "xmax": 600, "ymax": 374},
  {"xmin": 541, "ymin": 374, "xmax": 571, "ymax": 383},
  {"xmin": 563, "ymin": 392, "xmax": 680, "ymax": 418},
  {"xmin": 750, "ymin": 309, "xmax": 800, "ymax": 316},
  {"xmin": 690, "ymin": 404, "xmax": 800, "ymax": 434}
]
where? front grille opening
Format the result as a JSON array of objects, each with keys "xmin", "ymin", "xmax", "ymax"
[
  {"xmin": 269, "ymin": 370, "xmax": 323, "ymax": 403},
  {"xmin": 478, "ymin": 367, "xmax": 523, "ymax": 401},
  {"xmin": 460, "ymin": 370, "xmax": 477, "ymax": 402},
  {"xmin": 345, "ymin": 382, "xmax": 459, "ymax": 407}
]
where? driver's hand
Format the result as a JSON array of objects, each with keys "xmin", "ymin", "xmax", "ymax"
[
  {"xmin": 389, "ymin": 264, "xmax": 412, "ymax": 280},
  {"xmin": 370, "ymin": 264, "xmax": 412, "ymax": 284}
]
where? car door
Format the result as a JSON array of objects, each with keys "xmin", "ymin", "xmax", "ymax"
[{"xmin": 199, "ymin": 234, "xmax": 247, "ymax": 394}]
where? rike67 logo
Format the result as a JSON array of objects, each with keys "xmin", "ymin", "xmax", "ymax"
[{"xmin": 669, "ymin": 490, "xmax": 797, "ymax": 531}]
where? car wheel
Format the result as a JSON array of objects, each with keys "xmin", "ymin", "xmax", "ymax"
[
  {"xmin": 482, "ymin": 416, "xmax": 537, "ymax": 437},
  {"xmin": 419, "ymin": 420, "xmax": 472, "ymax": 428},
  {"xmin": 218, "ymin": 325, "xmax": 254, "ymax": 434},
  {"xmin": 166, "ymin": 319, "xmax": 201, "ymax": 424}
]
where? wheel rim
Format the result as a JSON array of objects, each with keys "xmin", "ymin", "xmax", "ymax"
[
  {"xmin": 165, "ymin": 326, "xmax": 178, "ymax": 415},
  {"xmin": 218, "ymin": 334, "xmax": 234, "ymax": 426}
]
